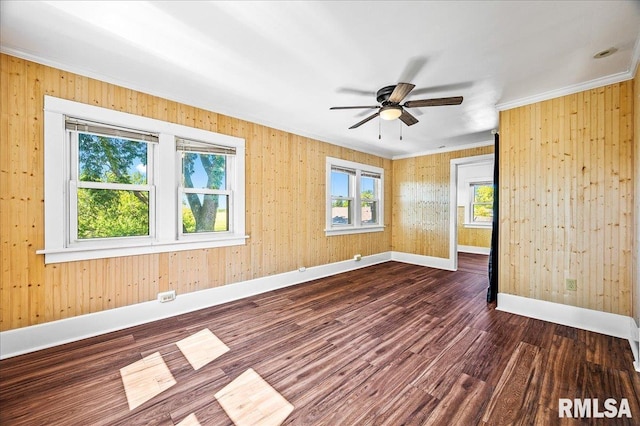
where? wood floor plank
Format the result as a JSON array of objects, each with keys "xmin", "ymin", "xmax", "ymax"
[
  {"xmin": 412, "ymin": 326, "xmax": 487, "ymax": 399},
  {"xmin": 581, "ymin": 362, "xmax": 640, "ymax": 425},
  {"xmin": 538, "ymin": 334, "xmax": 588, "ymax": 410},
  {"xmin": 481, "ymin": 341, "xmax": 544, "ymax": 425},
  {"xmin": 368, "ymin": 383, "xmax": 438, "ymax": 426},
  {"xmin": 310, "ymin": 360, "xmax": 412, "ymax": 425},
  {"xmin": 422, "ymin": 373, "xmax": 492, "ymax": 426},
  {"xmin": 1, "ymin": 255, "xmax": 639, "ymax": 425},
  {"xmin": 281, "ymin": 358, "xmax": 378, "ymax": 424}
]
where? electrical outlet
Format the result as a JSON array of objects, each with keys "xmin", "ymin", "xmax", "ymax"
[
  {"xmin": 158, "ymin": 290, "xmax": 176, "ymax": 303},
  {"xmin": 566, "ymin": 278, "xmax": 577, "ymax": 291}
]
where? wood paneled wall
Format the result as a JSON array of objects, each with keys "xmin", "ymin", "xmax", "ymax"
[
  {"xmin": 499, "ymin": 81, "xmax": 634, "ymax": 316},
  {"xmin": 633, "ymin": 66, "xmax": 639, "ymax": 326},
  {"xmin": 391, "ymin": 146, "xmax": 494, "ymax": 258},
  {"xmin": 0, "ymin": 54, "xmax": 392, "ymax": 331},
  {"xmin": 457, "ymin": 207, "xmax": 491, "ymax": 248}
]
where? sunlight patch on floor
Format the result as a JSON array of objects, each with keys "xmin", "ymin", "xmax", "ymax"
[
  {"xmin": 176, "ymin": 413, "xmax": 202, "ymax": 426},
  {"xmin": 120, "ymin": 352, "xmax": 176, "ymax": 410},
  {"xmin": 215, "ymin": 368, "xmax": 294, "ymax": 426},
  {"xmin": 176, "ymin": 328, "xmax": 230, "ymax": 370}
]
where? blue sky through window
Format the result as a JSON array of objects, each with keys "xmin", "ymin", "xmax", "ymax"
[
  {"xmin": 331, "ymin": 171, "xmax": 349, "ymax": 197},
  {"xmin": 361, "ymin": 177, "xmax": 375, "ymax": 195},
  {"xmin": 183, "ymin": 153, "xmax": 226, "ymax": 189},
  {"xmin": 332, "ymin": 172, "xmax": 378, "ymax": 197}
]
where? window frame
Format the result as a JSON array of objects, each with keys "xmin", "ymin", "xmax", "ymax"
[
  {"xmin": 465, "ymin": 179, "xmax": 494, "ymax": 228},
  {"xmin": 40, "ymin": 96, "xmax": 247, "ymax": 264},
  {"xmin": 325, "ymin": 157, "xmax": 384, "ymax": 236},
  {"xmin": 68, "ymin": 128, "xmax": 156, "ymax": 245},
  {"xmin": 359, "ymin": 171, "xmax": 381, "ymax": 226},
  {"xmin": 329, "ymin": 166, "xmax": 355, "ymax": 227},
  {"xmin": 177, "ymin": 143, "xmax": 236, "ymax": 239}
]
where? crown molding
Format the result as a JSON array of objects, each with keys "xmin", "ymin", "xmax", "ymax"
[
  {"xmin": 496, "ymin": 71, "xmax": 634, "ymax": 112},
  {"xmin": 630, "ymin": 33, "xmax": 640, "ymax": 80},
  {"xmin": 392, "ymin": 140, "xmax": 494, "ymax": 160}
]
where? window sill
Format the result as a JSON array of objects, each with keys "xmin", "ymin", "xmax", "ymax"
[
  {"xmin": 37, "ymin": 235, "xmax": 249, "ymax": 264},
  {"xmin": 325, "ymin": 226, "xmax": 385, "ymax": 236},
  {"xmin": 463, "ymin": 223, "xmax": 493, "ymax": 229}
]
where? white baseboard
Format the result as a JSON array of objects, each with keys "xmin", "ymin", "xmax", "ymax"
[
  {"xmin": 497, "ymin": 293, "xmax": 633, "ymax": 340},
  {"xmin": 457, "ymin": 245, "xmax": 491, "ymax": 255},
  {"xmin": 0, "ymin": 252, "xmax": 392, "ymax": 359},
  {"xmin": 391, "ymin": 251, "xmax": 456, "ymax": 271}
]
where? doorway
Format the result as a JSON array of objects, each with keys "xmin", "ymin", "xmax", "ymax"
[{"xmin": 449, "ymin": 154, "xmax": 494, "ymax": 271}]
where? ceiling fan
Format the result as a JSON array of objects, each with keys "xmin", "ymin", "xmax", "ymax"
[{"xmin": 330, "ymin": 83, "xmax": 463, "ymax": 129}]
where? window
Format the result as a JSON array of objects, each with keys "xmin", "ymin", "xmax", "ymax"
[
  {"xmin": 467, "ymin": 181, "xmax": 494, "ymax": 227},
  {"xmin": 177, "ymin": 139, "xmax": 236, "ymax": 236},
  {"xmin": 67, "ymin": 119, "xmax": 157, "ymax": 243},
  {"xmin": 330, "ymin": 167, "xmax": 354, "ymax": 226},
  {"xmin": 326, "ymin": 157, "xmax": 384, "ymax": 235},
  {"xmin": 360, "ymin": 171, "xmax": 380, "ymax": 225},
  {"xmin": 40, "ymin": 96, "xmax": 247, "ymax": 263}
]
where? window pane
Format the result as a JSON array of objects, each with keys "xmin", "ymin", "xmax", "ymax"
[
  {"xmin": 473, "ymin": 203, "xmax": 493, "ymax": 222},
  {"xmin": 182, "ymin": 193, "xmax": 229, "ymax": 233},
  {"xmin": 473, "ymin": 184, "xmax": 493, "ymax": 203},
  {"xmin": 78, "ymin": 133, "xmax": 147, "ymax": 184},
  {"xmin": 77, "ymin": 188, "xmax": 149, "ymax": 239},
  {"xmin": 361, "ymin": 176, "xmax": 377, "ymax": 199},
  {"xmin": 331, "ymin": 199, "xmax": 352, "ymax": 225},
  {"xmin": 361, "ymin": 201, "xmax": 378, "ymax": 225},
  {"xmin": 182, "ymin": 152, "xmax": 227, "ymax": 190},
  {"xmin": 331, "ymin": 171, "xmax": 350, "ymax": 197}
]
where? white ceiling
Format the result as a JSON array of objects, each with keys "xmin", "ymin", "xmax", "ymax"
[{"xmin": 2, "ymin": 1, "xmax": 639, "ymax": 159}]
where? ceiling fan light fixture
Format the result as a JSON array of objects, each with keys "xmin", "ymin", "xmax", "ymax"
[{"xmin": 379, "ymin": 105, "xmax": 402, "ymax": 121}]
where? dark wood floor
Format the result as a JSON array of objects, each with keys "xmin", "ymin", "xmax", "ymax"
[
  {"xmin": 457, "ymin": 252, "xmax": 490, "ymax": 275},
  {"xmin": 1, "ymin": 254, "xmax": 639, "ymax": 425}
]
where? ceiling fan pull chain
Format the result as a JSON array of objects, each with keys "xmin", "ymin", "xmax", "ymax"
[
  {"xmin": 400, "ymin": 121, "xmax": 403, "ymax": 141},
  {"xmin": 378, "ymin": 116, "xmax": 381, "ymax": 140}
]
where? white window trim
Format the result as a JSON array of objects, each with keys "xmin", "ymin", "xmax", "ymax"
[
  {"xmin": 39, "ymin": 96, "xmax": 247, "ymax": 264},
  {"xmin": 325, "ymin": 157, "xmax": 384, "ymax": 236},
  {"xmin": 464, "ymin": 178, "xmax": 493, "ymax": 229}
]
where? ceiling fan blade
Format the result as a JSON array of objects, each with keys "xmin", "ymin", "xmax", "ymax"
[
  {"xmin": 336, "ymin": 87, "xmax": 377, "ymax": 97},
  {"xmin": 330, "ymin": 105, "xmax": 380, "ymax": 110},
  {"xmin": 404, "ymin": 96, "xmax": 463, "ymax": 108},
  {"xmin": 349, "ymin": 112, "xmax": 379, "ymax": 129},
  {"xmin": 398, "ymin": 56, "xmax": 428, "ymax": 83},
  {"xmin": 398, "ymin": 110, "xmax": 418, "ymax": 126},
  {"xmin": 409, "ymin": 82, "xmax": 473, "ymax": 97},
  {"xmin": 388, "ymin": 83, "xmax": 415, "ymax": 103}
]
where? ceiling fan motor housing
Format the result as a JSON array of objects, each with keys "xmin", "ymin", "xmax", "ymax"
[{"xmin": 376, "ymin": 85, "xmax": 397, "ymax": 104}]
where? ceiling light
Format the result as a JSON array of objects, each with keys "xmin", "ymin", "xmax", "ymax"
[
  {"xmin": 593, "ymin": 47, "xmax": 618, "ymax": 59},
  {"xmin": 379, "ymin": 105, "xmax": 402, "ymax": 121}
]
